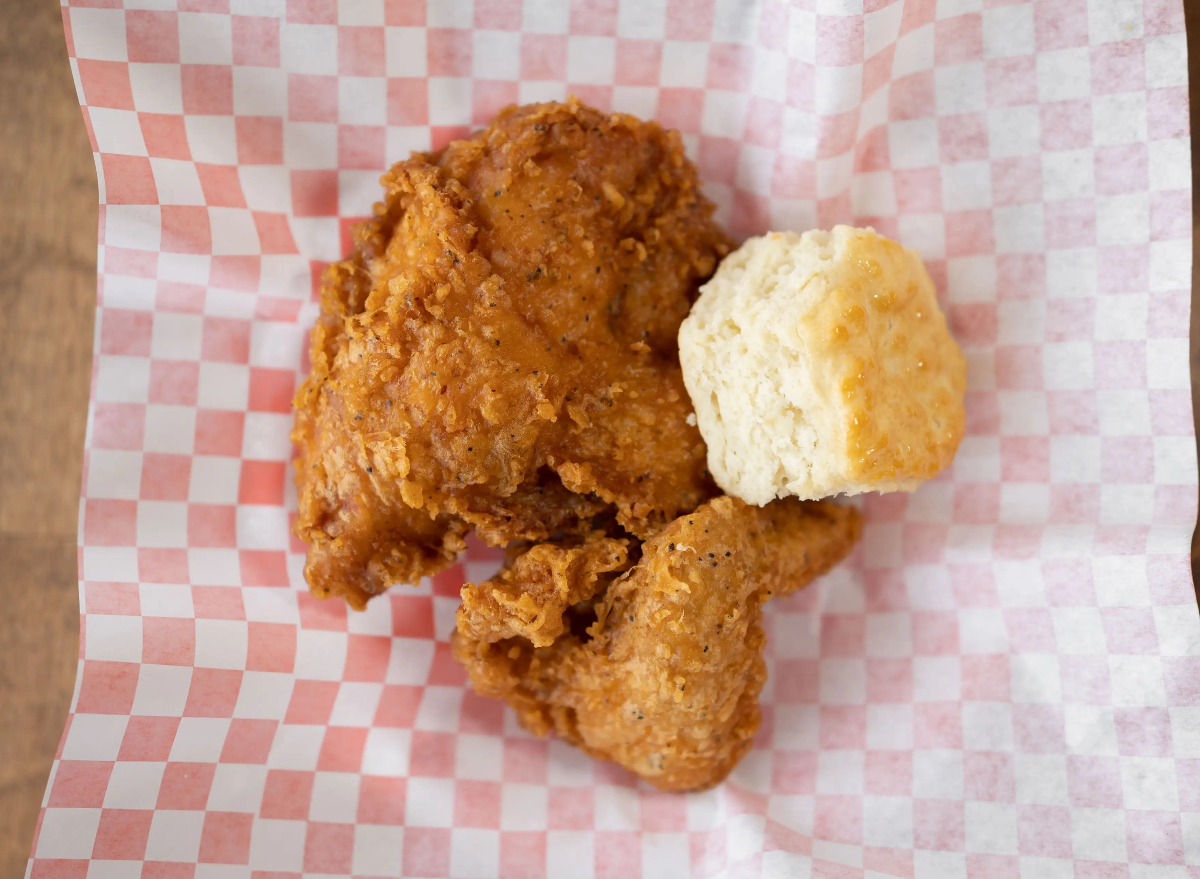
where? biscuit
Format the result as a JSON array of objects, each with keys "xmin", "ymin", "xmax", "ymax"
[{"xmin": 678, "ymin": 226, "xmax": 967, "ymax": 504}]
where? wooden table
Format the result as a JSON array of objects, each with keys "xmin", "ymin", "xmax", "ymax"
[
  {"xmin": 0, "ymin": 1, "xmax": 96, "ymax": 872},
  {"xmin": 2, "ymin": 0, "xmax": 1198, "ymax": 873}
]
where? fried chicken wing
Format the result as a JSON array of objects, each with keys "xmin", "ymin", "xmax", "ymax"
[
  {"xmin": 458, "ymin": 529, "xmax": 634, "ymax": 648},
  {"xmin": 453, "ymin": 496, "xmax": 862, "ymax": 791},
  {"xmin": 293, "ymin": 99, "xmax": 731, "ymax": 607}
]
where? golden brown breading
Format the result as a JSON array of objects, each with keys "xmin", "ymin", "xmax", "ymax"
[
  {"xmin": 292, "ymin": 405, "xmax": 470, "ymax": 606},
  {"xmin": 453, "ymin": 496, "xmax": 862, "ymax": 791},
  {"xmin": 458, "ymin": 529, "xmax": 633, "ymax": 648},
  {"xmin": 292, "ymin": 99, "xmax": 731, "ymax": 607}
]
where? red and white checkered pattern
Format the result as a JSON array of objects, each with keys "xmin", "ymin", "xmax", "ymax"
[{"xmin": 33, "ymin": 0, "xmax": 1197, "ymax": 876}]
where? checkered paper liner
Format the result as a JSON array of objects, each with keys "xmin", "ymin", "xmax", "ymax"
[{"xmin": 32, "ymin": 0, "xmax": 1199, "ymax": 876}]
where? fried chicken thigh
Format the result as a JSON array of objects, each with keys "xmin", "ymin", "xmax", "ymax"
[
  {"xmin": 293, "ymin": 99, "xmax": 731, "ymax": 607},
  {"xmin": 453, "ymin": 497, "xmax": 862, "ymax": 791}
]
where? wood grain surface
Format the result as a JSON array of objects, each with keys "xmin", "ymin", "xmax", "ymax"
[
  {"xmin": 1, "ymin": 0, "xmax": 1198, "ymax": 872},
  {"xmin": 0, "ymin": 1, "xmax": 96, "ymax": 872}
]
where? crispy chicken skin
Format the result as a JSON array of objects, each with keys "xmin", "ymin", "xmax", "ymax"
[
  {"xmin": 458, "ymin": 529, "xmax": 634, "ymax": 648},
  {"xmin": 453, "ymin": 497, "xmax": 862, "ymax": 791},
  {"xmin": 292, "ymin": 99, "xmax": 731, "ymax": 608}
]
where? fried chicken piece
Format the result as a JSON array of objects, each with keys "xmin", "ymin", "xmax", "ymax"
[
  {"xmin": 293, "ymin": 99, "xmax": 731, "ymax": 608},
  {"xmin": 294, "ymin": 414, "xmax": 469, "ymax": 605},
  {"xmin": 458, "ymin": 530, "xmax": 634, "ymax": 648},
  {"xmin": 453, "ymin": 496, "xmax": 862, "ymax": 791}
]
